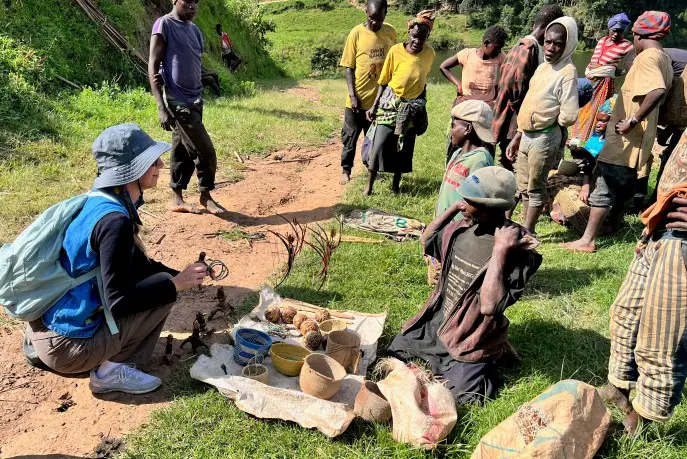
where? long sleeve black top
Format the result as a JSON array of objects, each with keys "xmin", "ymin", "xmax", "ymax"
[{"xmin": 91, "ymin": 212, "xmax": 178, "ymax": 317}]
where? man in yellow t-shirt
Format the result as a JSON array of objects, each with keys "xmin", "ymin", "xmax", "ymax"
[
  {"xmin": 339, "ymin": 0, "xmax": 396, "ymax": 185},
  {"xmin": 564, "ymin": 11, "xmax": 673, "ymax": 254}
]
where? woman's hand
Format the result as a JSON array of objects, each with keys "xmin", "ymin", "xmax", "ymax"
[
  {"xmin": 366, "ymin": 106, "xmax": 378, "ymax": 122},
  {"xmin": 172, "ymin": 263, "xmax": 208, "ymax": 291}
]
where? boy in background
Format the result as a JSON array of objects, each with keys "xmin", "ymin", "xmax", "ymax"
[
  {"xmin": 506, "ymin": 16, "xmax": 579, "ymax": 234},
  {"xmin": 492, "ymin": 4, "xmax": 565, "ymax": 171}
]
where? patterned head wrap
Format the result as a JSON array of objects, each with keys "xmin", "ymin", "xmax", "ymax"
[
  {"xmin": 408, "ymin": 10, "xmax": 435, "ymax": 32},
  {"xmin": 608, "ymin": 13, "xmax": 631, "ymax": 31},
  {"xmin": 598, "ymin": 94, "xmax": 617, "ymax": 115},
  {"xmin": 632, "ymin": 11, "xmax": 671, "ymax": 40}
]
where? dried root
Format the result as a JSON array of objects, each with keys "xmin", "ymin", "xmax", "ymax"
[
  {"xmin": 269, "ymin": 216, "xmax": 307, "ymax": 287},
  {"xmin": 305, "ymin": 218, "xmax": 343, "ymax": 290}
]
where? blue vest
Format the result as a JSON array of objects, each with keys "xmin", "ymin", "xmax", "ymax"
[{"xmin": 42, "ymin": 191, "xmax": 131, "ymax": 338}]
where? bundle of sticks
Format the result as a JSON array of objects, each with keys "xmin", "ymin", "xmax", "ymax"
[
  {"xmin": 280, "ymin": 298, "xmax": 355, "ymax": 323},
  {"xmin": 74, "ymin": 0, "xmax": 148, "ymax": 76}
]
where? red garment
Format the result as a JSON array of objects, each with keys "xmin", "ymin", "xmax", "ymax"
[
  {"xmin": 589, "ymin": 37, "xmax": 633, "ymax": 68},
  {"xmin": 491, "ymin": 37, "xmax": 540, "ymax": 143},
  {"xmin": 632, "ymin": 11, "xmax": 672, "ymax": 40},
  {"xmin": 221, "ymin": 32, "xmax": 232, "ymax": 50}
]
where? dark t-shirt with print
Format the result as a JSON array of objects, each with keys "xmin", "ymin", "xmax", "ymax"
[{"xmin": 389, "ymin": 223, "xmax": 538, "ymax": 372}]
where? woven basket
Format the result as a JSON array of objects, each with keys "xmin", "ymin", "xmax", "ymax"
[
  {"xmin": 270, "ymin": 343, "xmax": 311, "ymax": 376},
  {"xmin": 233, "ymin": 328, "xmax": 272, "ymax": 366},
  {"xmin": 242, "ymin": 364, "xmax": 269, "ymax": 385},
  {"xmin": 318, "ymin": 319, "xmax": 347, "ymax": 338}
]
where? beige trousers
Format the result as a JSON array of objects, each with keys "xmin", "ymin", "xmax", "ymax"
[{"xmin": 27, "ymin": 301, "xmax": 173, "ymax": 374}]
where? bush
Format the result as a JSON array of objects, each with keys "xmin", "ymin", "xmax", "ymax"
[
  {"xmin": 395, "ymin": 0, "xmax": 436, "ymax": 15},
  {"xmin": 310, "ymin": 47, "xmax": 339, "ymax": 75},
  {"xmin": 0, "ymin": 36, "xmax": 55, "ymax": 145}
]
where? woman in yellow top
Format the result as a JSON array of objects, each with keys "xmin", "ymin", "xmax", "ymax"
[{"xmin": 364, "ymin": 10, "xmax": 436, "ymax": 195}]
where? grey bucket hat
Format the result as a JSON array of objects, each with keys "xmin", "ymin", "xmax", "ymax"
[
  {"xmin": 92, "ymin": 123, "xmax": 171, "ymax": 189},
  {"xmin": 459, "ymin": 166, "xmax": 517, "ymax": 210}
]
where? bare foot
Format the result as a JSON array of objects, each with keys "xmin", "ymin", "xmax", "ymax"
[
  {"xmin": 170, "ymin": 190, "xmax": 195, "ymax": 213},
  {"xmin": 623, "ymin": 410, "xmax": 648, "ymax": 436},
  {"xmin": 598, "ymin": 384, "xmax": 631, "ymax": 414},
  {"xmin": 340, "ymin": 172, "xmax": 350, "ymax": 185},
  {"xmin": 561, "ymin": 240, "xmax": 596, "ymax": 253},
  {"xmin": 200, "ymin": 193, "xmax": 225, "ymax": 215}
]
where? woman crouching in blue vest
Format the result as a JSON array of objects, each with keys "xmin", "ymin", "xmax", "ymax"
[{"xmin": 24, "ymin": 124, "xmax": 209, "ymax": 394}]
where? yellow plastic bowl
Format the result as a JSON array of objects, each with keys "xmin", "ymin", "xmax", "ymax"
[{"xmin": 269, "ymin": 343, "xmax": 311, "ymax": 376}]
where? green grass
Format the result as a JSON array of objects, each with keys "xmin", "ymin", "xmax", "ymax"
[
  {"xmin": 263, "ymin": 0, "xmax": 482, "ymax": 77},
  {"xmin": 117, "ymin": 80, "xmax": 687, "ymax": 458},
  {"xmin": 0, "ymin": 81, "xmax": 339, "ymax": 243}
]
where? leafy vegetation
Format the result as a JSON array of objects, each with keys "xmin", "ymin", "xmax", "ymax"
[
  {"xmin": 393, "ymin": 0, "xmax": 687, "ymax": 46},
  {"xmin": 263, "ymin": 0, "xmax": 481, "ymax": 77}
]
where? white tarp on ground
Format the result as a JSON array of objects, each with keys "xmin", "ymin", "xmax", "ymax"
[{"xmin": 190, "ymin": 287, "xmax": 387, "ymax": 437}]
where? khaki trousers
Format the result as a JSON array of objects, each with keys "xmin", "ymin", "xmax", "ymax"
[{"xmin": 27, "ymin": 301, "xmax": 173, "ymax": 374}]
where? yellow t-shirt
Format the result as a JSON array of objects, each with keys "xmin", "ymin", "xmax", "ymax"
[
  {"xmin": 599, "ymin": 48, "xmax": 673, "ymax": 169},
  {"xmin": 455, "ymin": 48, "xmax": 505, "ymax": 101},
  {"xmin": 378, "ymin": 43, "xmax": 436, "ymax": 100},
  {"xmin": 340, "ymin": 23, "xmax": 397, "ymax": 110}
]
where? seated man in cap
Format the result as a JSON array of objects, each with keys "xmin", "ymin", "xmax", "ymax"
[{"xmin": 388, "ymin": 167, "xmax": 542, "ymax": 405}]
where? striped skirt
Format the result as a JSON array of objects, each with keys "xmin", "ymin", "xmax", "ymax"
[{"xmin": 608, "ymin": 234, "xmax": 687, "ymax": 422}]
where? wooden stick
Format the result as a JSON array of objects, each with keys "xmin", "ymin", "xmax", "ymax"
[
  {"xmin": 296, "ymin": 309, "xmax": 354, "ymax": 324},
  {"xmin": 233, "ymin": 151, "xmax": 244, "ymax": 163},
  {"xmin": 340, "ymin": 235, "xmax": 383, "ymax": 244},
  {"xmin": 139, "ymin": 208, "xmax": 162, "ymax": 221},
  {"xmin": 281, "ymin": 299, "xmax": 355, "ymax": 319},
  {"xmin": 56, "ymin": 75, "xmax": 81, "ymax": 89},
  {"xmin": 265, "ymin": 154, "xmax": 321, "ymax": 165}
]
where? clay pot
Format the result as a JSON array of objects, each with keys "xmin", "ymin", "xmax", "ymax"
[
  {"xmin": 299, "ymin": 354, "xmax": 346, "ymax": 400},
  {"xmin": 242, "ymin": 364, "xmax": 269, "ymax": 385},
  {"xmin": 325, "ymin": 329, "xmax": 361, "ymax": 374},
  {"xmin": 354, "ymin": 380, "xmax": 391, "ymax": 422}
]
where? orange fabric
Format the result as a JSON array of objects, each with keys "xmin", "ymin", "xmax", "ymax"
[
  {"xmin": 641, "ymin": 184, "xmax": 687, "ymax": 234},
  {"xmin": 408, "ymin": 10, "xmax": 435, "ymax": 32}
]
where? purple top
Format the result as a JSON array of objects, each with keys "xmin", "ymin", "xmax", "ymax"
[{"xmin": 152, "ymin": 14, "xmax": 204, "ymax": 104}]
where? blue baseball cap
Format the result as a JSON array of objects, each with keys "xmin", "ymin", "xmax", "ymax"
[{"xmin": 92, "ymin": 123, "xmax": 171, "ymax": 189}]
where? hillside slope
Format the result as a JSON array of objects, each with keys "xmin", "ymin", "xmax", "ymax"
[{"xmin": 0, "ymin": 0, "xmax": 280, "ymax": 87}]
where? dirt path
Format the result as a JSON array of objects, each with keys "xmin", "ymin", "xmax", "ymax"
[{"xmin": 0, "ymin": 86, "xmax": 349, "ymax": 457}]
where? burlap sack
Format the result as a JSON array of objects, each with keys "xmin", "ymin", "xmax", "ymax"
[
  {"xmin": 471, "ymin": 380, "xmax": 610, "ymax": 459},
  {"xmin": 376, "ymin": 358, "xmax": 457, "ymax": 449},
  {"xmin": 551, "ymin": 186, "xmax": 590, "ymax": 235}
]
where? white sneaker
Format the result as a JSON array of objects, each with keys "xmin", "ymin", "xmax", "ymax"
[{"xmin": 89, "ymin": 363, "xmax": 162, "ymax": 394}]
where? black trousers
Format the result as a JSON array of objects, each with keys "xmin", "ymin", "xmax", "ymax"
[
  {"xmin": 222, "ymin": 51, "xmax": 242, "ymax": 72},
  {"xmin": 168, "ymin": 100, "xmax": 217, "ymax": 192},
  {"xmin": 341, "ymin": 107, "xmax": 371, "ymax": 174}
]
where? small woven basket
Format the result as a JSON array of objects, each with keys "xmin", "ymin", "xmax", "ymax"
[
  {"xmin": 233, "ymin": 328, "xmax": 272, "ymax": 366},
  {"xmin": 318, "ymin": 319, "xmax": 347, "ymax": 338},
  {"xmin": 269, "ymin": 343, "xmax": 311, "ymax": 376}
]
